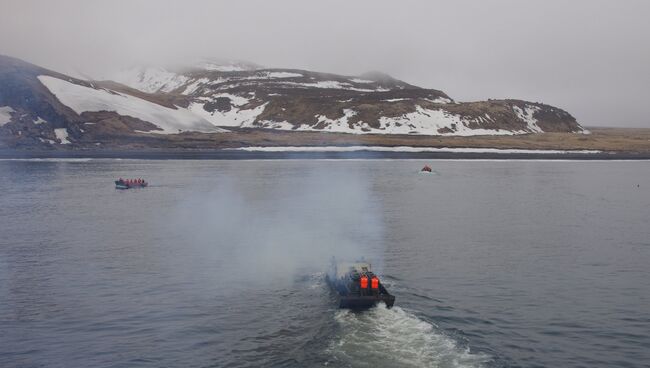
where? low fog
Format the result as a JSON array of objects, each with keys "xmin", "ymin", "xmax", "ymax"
[
  {"xmin": 159, "ymin": 166, "xmax": 385, "ymax": 286},
  {"xmin": 1, "ymin": 0, "xmax": 649, "ymax": 127}
]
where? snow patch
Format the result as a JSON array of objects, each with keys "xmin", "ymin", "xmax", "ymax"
[
  {"xmin": 205, "ymin": 77, "xmax": 233, "ymax": 86},
  {"xmin": 110, "ymin": 67, "xmax": 189, "ymax": 93},
  {"xmin": 229, "ymin": 146, "xmax": 601, "ymax": 154},
  {"xmin": 280, "ymin": 81, "xmax": 390, "ymax": 92},
  {"xmin": 266, "ymin": 72, "xmax": 302, "ymax": 78},
  {"xmin": 378, "ymin": 106, "xmax": 520, "ymax": 136},
  {"xmin": 512, "ymin": 105, "xmax": 543, "ymax": 133},
  {"xmin": 38, "ymin": 75, "xmax": 220, "ymax": 134},
  {"xmin": 33, "ymin": 117, "xmax": 47, "ymax": 125},
  {"xmin": 204, "ymin": 65, "xmax": 244, "ymax": 72},
  {"xmin": 381, "ymin": 97, "xmax": 451, "ymax": 104},
  {"xmin": 38, "ymin": 137, "xmax": 56, "ymax": 144},
  {"xmin": 0, "ymin": 106, "xmax": 15, "ymax": 126},
  {"xmin": 426, "ymin": 97, "xmax": 453, "ymax": 104},
  {"xmin": 188, "ymin": 101, "xmax": 268, "ymax": 128},
  {"xmin": 216, "ymin": 72, "xmax": 302, "ymax": 82},
  {"xmin": 314, "ymin": 109, "xmax": 359, "ymax": 133},
  {"xmin": 210, "ymin": 93, "xmax": 250, "ymax": 107},
  {"xmin": 350, "ymin": 78, "xmax": 374, "ymax": 84},
  {"xmin": 257, "ymin": 120, "xmax": 296, "ymax": 130},
  {"xmin": 256, "ymin": 110, "xmax": 376, "ymax": 134},
  {"xmin": 182, "ymin": 78, "xmax": 209, "ymax": 95},
  {"xmin": 54, "ymin": 128, "xmax": 71, "ymax": 144},
  {"xmin": 303, "ymin": 81, "xmax": 349, "ymax": 89}
]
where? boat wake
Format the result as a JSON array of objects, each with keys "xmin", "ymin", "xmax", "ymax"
[{"xmin": 326, "ymin": 304, "xmax": 490, "ymax": 368}]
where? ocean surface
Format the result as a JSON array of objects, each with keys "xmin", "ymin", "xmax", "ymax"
[{"xmin": 1, "ymin": 159, "xmax": 649, "ymax": 368}]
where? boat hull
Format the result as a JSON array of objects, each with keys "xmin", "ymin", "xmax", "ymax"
[
  {"xmin": 339, "ymin": 294, "xmax": 395, "ymax": 309},
  {"xmin": 115, "ymin": 181, "xmax": 148, "ymax": 189}
]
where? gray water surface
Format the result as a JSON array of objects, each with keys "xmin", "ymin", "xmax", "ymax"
[{"xmin": 1, "ymin": 159, "xmax": 649, "ymax": 368}]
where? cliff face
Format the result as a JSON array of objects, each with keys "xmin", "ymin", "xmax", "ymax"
[{"xmin": 0, "ymin": 55, "xmax": 583, "ymax": 149}]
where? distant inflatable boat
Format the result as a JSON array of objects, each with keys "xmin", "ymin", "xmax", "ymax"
[
  {"xmin": 421, "ymin": 165, "xmax": 432, "ymax": 172},
  {"xmin": 115, "ymin": 178, "xmax": 148, "ymax": 189},
  {"xmin": 326, "ymin": 258, "xmax": 395, "ymax": 309}
]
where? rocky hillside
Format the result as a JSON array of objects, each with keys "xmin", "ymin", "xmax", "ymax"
[{"xmin": 0, "ymin": 54, "xmax": 584, "ymax": 148}]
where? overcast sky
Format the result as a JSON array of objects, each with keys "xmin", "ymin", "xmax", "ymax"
[{"xmin": 1, "ymin": 0, "xmax": 649, "ymax": 127}]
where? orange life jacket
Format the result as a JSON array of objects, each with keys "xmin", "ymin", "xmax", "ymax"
[{"xmin": 360, "ymin": 276, "xmax": 368, "ymax": 289}]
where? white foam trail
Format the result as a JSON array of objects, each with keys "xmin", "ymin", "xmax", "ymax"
[{"xmin": 327, "ymin": 305, "xmax": 490, "ymax": 368}]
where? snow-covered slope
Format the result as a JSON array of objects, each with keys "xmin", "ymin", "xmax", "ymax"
[{"xmin": 38, "ymin": 76, "xmax": 221, "ymax": 134}]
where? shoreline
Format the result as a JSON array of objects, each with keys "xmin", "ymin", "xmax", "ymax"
[{"xmin": 2, "ymin": 149, "xmax": 650, "ymax": 160}]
